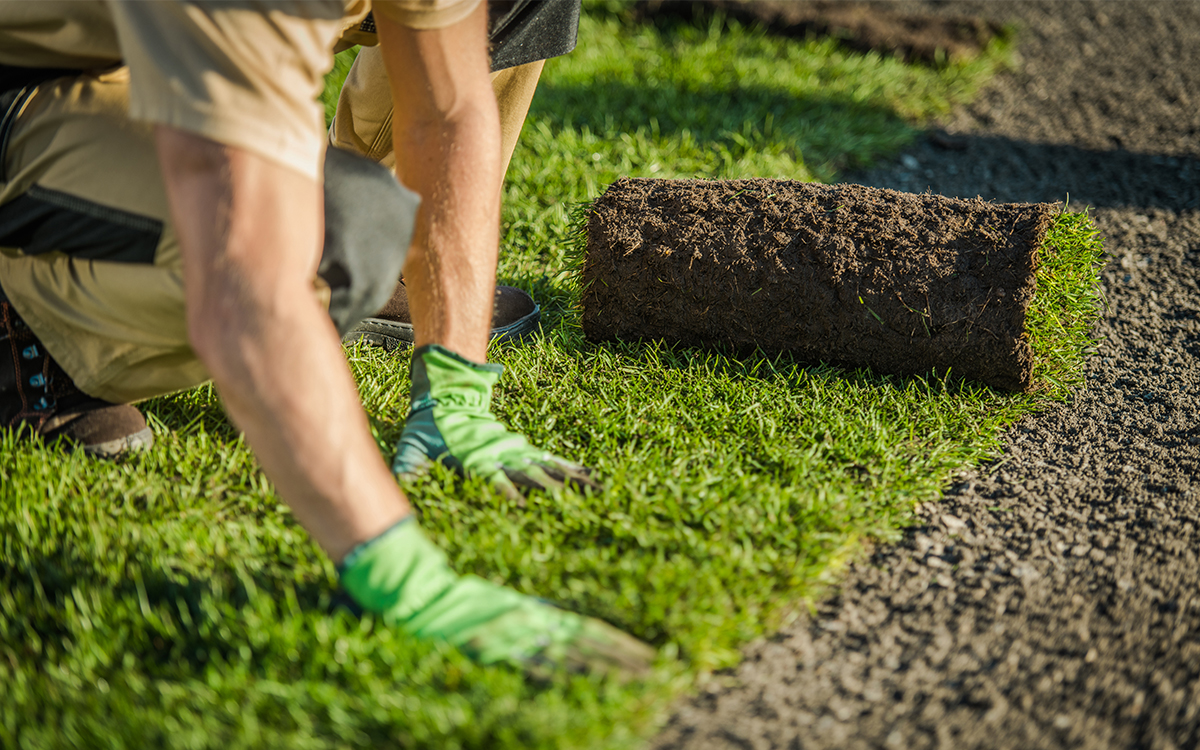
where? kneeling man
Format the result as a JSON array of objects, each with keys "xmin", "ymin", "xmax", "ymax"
[{"xmin": 0, "ymin": 0, "xmax": 651, "ymax": 677}]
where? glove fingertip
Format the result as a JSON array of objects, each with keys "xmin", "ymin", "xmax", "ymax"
[
  {"xmin": 488, "ymin": 470, "xmax": 525, "ymax": 502},
  {"xmin": 391, "ymin": 453, "xmax": 430, "ymax": 479},
  {"xmin": 502, "ymin": 465, "xmax": 565, "ymax": 494},
  {"xmin": 538, "ymin": 458, "xmax": 601, "ymax": 491}
]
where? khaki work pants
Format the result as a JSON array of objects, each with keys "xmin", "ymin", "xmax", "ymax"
[{"xmin": 0, "ymin": 57, "xmax": 544, "ymax": 404}]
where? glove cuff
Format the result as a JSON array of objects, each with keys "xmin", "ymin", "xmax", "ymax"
[
  {"xmin": 412, "ymin": 344, "xmax": 504, "ymax": 373},
  {"xmin": 410, "ymin": 344, "xmax": 505, "ymax": 410},
  {"xmin": 337, "ymin": 515, "xmax": 530, "ymax": 650},
  {"xmin": 337, "ymin": 516, "xmax": 459, "ymax": 625}
]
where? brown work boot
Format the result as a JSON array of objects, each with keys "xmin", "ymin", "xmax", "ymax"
[
  {"xmin": 1, "ymin": 300, "xmax": 153, "ymax": 457},
  {"xmin": 342, "ymin": 279, "xmax": 541, "ymax": 352}
]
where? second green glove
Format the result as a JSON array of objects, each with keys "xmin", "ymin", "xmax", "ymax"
[{"xmin": 392, "ymin": 344, "xmax": 597, "ymax": 498}]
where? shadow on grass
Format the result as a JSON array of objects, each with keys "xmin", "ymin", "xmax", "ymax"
[
  {"xmin": 583, "ymin": 335, "xmax": 1000, "ymax": 401},
  {"xmin": 1, "ymin": 549, "xmax": 346, "ymax": 670},
  {"xmin": 850, "ymin": 132, "xmax": 1200, "ymax": 212},
  {"xmin": 529, "ymin": 79, "xmax": 919, "ymax": 177},
  {"xmin": 141, "ymin": 383, "xmax": 238, "ymax": 441}
]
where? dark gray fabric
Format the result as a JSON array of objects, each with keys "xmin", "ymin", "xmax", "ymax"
[
  {"xmin": 0, "ymin": 86, "xmax": 28, "ymax": 183},
  {"xmin": 0, "ymin": 185, "xmax": 163, "ymax": 264},
  {"xmin": 488, "ymin": 0, "xmax": 581, "ymax": 72},
  {"xmin": 358, "ymin": 0, "xmax": 580, "ymax": 73},
  {"xmin": 319, "ymin": 146, "xmax": 420, "ymax": 335}
]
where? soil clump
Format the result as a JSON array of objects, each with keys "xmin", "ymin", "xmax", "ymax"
[
  {"xmin": 650, "ymin": 2, "xmax": 1200, "ymax": 748},
  {"xmin": 583, "ymin": 179, "xmax": 1056, "ymax": 392}
]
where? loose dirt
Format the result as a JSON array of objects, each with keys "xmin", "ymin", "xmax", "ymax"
[
  {"xmin": 636, "ymin": 1, "xmax": 1004, "ymax": 65},
  {"xmin": 583, "ymin": 178, "xmax": 1055, "ymax": 392},
  {"xmin": 650, "ymin": 2, "xmax": 1200, "ymax": 748}
]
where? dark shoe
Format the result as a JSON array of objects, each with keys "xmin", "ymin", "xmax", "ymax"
[
  {"xmin": 342, "ymin": 280, "xmax": 541, "ymax": 352},
  {"xmin": 1, "ymin": 300, "xmax": 153, "ymax": 457}
]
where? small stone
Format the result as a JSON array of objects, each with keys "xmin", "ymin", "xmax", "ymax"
[
  {"xmin": 941, "ymin": 514, "xmax": 968, "ymax": 532},
  {"xmin": 1011, "ymin": 565, "xmax": 1040, "ymax": 581}
]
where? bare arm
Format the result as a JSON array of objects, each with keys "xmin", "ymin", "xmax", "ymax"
[
  {"xmin": 151, "ymin": 3, "xmax": 501, "ymax": 561},
  {"xmin": 377, "ymin": 2, "xmax": 501, "ymax": 363},
  {"xmin": 153, "ymin": 128, "xmax": 409, "ymax": 562}
]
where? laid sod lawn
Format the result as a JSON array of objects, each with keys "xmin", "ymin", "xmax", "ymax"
[{"xmin": 1, "ymin": 9, "xmax": 1104, "ymax": 750}]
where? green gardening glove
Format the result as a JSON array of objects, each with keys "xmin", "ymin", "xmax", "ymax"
[
  {"xmin": 392, "ymin": 344, "xmax": 598, "ymax": 498},
  {"xmin": 339, "ymin": 517, "xmax": 655, "ymax": 678}
]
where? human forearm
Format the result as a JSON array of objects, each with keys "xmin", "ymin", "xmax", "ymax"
[
  {"xmin": 154, "ymin": 127, "xmax": 409, "ymax": 561},
  {"xmin": 397, "ymin": 111, "xmax": 501, "ymax": 361},
  {"xmin": 377, "ymin": 4, "xmax": 501, "ymax": 362}
]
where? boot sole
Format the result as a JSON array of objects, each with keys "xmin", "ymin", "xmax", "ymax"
[
  {"xmin": 342, "ymin": 304, "xmax": 541, "ymax": 352},
  {"xmin": 83, "ymin": 426, "xmax": 155, "ymax": 458}
]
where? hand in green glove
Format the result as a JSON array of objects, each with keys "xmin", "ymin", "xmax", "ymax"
[
  {"xmin": 339, "ymin": 518, "xmax": 655, "ymax": 678},
  {"xmin": 392, "ymin": 345, "xmax": 598, "ymax": 498}
]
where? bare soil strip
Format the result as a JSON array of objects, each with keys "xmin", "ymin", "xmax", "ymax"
[
  {"xmin": 636, "ymin": 1, "xmax": 1004, "ymax": 65},
  {"xmin": 651, "ymin": 2, "xmax": 1200, "ymax": 748}
]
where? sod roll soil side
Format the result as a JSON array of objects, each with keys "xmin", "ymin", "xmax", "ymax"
[{"xmin": 581, "ymin": 178, "xmax": 1058, "ymax": 392}]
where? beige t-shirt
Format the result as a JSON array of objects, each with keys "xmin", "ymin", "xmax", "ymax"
[{"xmin": 0, "ymin": 0, "xmax": 482, "ymax": 179}]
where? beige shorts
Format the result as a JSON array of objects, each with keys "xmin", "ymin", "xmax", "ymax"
[{"xmin": 331, "ymin": 47, "xmax": 543, "ymax": 179}]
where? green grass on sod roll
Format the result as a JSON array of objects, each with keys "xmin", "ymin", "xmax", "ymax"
[
  {"xmin": 0, "ymin": 8, "xmax": 1105, "ymax": 750},
  {"xmin": 1025, "ymin": 208, "xmax": 1108, "ymax": 398}
]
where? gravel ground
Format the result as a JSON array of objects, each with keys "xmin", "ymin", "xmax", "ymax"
[{"xmin": 651, "ymin": 3, "xmax": 1200, "ymax": 748}]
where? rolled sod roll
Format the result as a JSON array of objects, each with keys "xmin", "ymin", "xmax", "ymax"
[{"xmin": 581, "ymin": 178, "xmax": 1058, "ymax": 392}]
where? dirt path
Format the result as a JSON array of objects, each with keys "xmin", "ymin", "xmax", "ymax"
[{"xmin": 651, "ymin": 3, "xmax": 1200, "ymax": 748}]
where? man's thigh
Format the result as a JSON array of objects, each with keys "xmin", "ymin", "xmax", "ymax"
[
  {"xmin": 0, "ymin": 68, "xmax": 202, "ymax": 404},
  {"xmin": 0, "ymin": 69, "xmax": 415, "ymax": 405}
]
